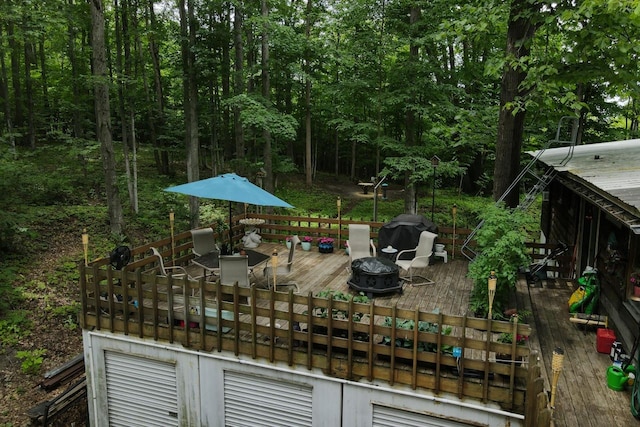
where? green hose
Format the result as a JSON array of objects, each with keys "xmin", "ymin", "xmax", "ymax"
[
  {"xmin": 632, "ymin": 342, "xmax": 640, "ymax": 418},
  {"xmin": 632, "ymin": 367, "xmax": 640, "ymax": 418}
]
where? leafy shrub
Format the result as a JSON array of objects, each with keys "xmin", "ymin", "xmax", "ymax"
[
  {"xmin": 467, "ymin": 203, "xmax": 532, "ymax": 318},
  {"xmin": 16, "ymin": 349, "xmax": 47, "ymax": 375},
  {"xmin": 0, "ymin": 310, "xmax": 32, "ymax": 347},
  {"xmin": 380, "ymin": 311, "xmax": 453, "ymax": 353}
]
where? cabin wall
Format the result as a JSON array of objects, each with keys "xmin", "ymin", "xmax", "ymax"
[
  {"xmin": 547, "ymin": 180, "xmax": 640, "ymax": 356},
  {"xmin": 83, "ymin": 330, "xmax": 524, "ymax": 427}
]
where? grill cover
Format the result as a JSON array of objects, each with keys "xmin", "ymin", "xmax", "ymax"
[
  {"xmin": 378, "ymin": 214, "xmax": 438, "ymax": 253},
  {"xmin": 348, "ymin": 257, "xmax": 402, "ymax": 297}
]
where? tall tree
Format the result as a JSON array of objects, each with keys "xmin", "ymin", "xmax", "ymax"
[
  {"xmin": 261, "ymin": 0, "xmax": 273, "ymax": 193},
  {"xmin": 90, "ymin": 0, "xmax": 124, "ymax": 234},
  {"xmin": 178, "ymin": 0, "xmax": 200, "ymax": 227},
  {"xmin": 304, "ymin": 0, "xmax": 312, "ymax": 186},
  {"xmin": 233, "ymin": 2, "xmax": 245, "ymax": 162},
  {"xmin": 492, "ymin": 0, "xmax": 541, "ymax": 206}
]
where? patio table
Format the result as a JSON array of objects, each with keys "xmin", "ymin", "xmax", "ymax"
[{"xmin": 192, "ymin": 249, "xmax": 270, "ymax": 278}]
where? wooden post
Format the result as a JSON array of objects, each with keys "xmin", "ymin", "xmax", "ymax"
[
  {"xmin": 337, "ymin": 197, "xmax": 342, "ymax": 249},
  {"xmin": 169, "ymin": 211, "xmax": 175, "ymax": 261}
]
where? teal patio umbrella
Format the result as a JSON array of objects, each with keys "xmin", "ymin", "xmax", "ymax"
[{"xmin": 165, "ymin": 173, "xmax": 293, "ymax": 249}]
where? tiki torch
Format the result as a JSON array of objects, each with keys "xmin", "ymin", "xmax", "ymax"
[
  {"xmin": 337, "ymin": 197, "xmax": 341, "ymax": 250},
  {"xmin": 271, "ymin": 249, "xmax": 278, "ymax": 290},
  {"xmin": 169, "ymin": 210, "xmax": 175, "ymax": 261},
  {"xmin": 550, "ymin": 347, "xmax": 565, "ymax": 409},
  {"xmin": 82, "ymin": 228, "xmax": 89, "ymax": 266},
  {"xmin": 452, "ymin": 204, "xmax": 457, "ymax": 260},
  {"xmin": 487, "ymin": 270, "xmax": 497, "ymax": 320}
]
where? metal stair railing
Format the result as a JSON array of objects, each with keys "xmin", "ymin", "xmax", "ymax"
[{"xmin": 460, "ymin": 117, "xmax": 578, "ymax": 261}]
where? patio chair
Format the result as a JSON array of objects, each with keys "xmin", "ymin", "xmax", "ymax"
[
  {"xmin": 219, "ymin": 255, "xmax": 252, "ymax": 303},
  {"xmin": 347, "ymin": 224, "xmax": 377, "ymax": 263},
  {"xmin": 263, "ymin": 235, "xmax": 300, "ymax": 292},
  {"xmin": 395, "ymin": 231, "xmax": 437, "ymax": 286},
  {"xmin": 190, "ymin": 227, "xmax": 219, "ymax": 257},
  {"xmin": 150, "ymin": 247, "xmax": 200, "ymax": 294}
]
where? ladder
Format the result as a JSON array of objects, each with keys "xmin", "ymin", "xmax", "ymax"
[{"xmin": 461, "ymin": 117, "xmax": 578, "ymax": 261}]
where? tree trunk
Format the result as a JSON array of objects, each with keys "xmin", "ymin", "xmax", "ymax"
[
  {"xmin": 233, "ymin": 2, "xmax": 245, "ymax": 161},
  {"xmin": 492, "ymin": 0, "xmax": 540, "ymax": 207},
  {"xmin": 90, "ymin": 0, "xmax": 124, "ymax": 235},
  {"xmin": 38, "ymin": 38, "xmax": 50, "ymax": 114},
  {"xmin": 67, "ymin": 0, "xmax": 83, "ymax": 138},
  {"xmin": 147, "ymin": 0, "xmax": 168, "ymax": 175},
  {"xmin": 8, "ymin": 12, "xmax": 23, "ymax": 139},
  {"xmin": 261, "ymin": 0, "xmax": 273, "ymax": 194},
  {"xmin": 24, "ymin": 41, "xmax": 35, "ymax": 148},
  {"xmin": 403, "ymin": 5, "xmax": 420, "ymax": 215},
  {"xmin": 304, "ymin": 0, "xmax": 312, "ymax": 186},
  {"xmin": 0, "ymin": 25, "xmax": 15, "ymax": 156},
  {"xmin": 179, "ymin": 0, "xmax": 200, "ymax": 227}
]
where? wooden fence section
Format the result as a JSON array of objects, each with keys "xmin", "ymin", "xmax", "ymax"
[
  {"xmin": 233, "ymin": 213, "xmax": 474, "ymax": 255},
  {"xmin": 80, "ymin": 262, "xmax": 536, "ymax": 414}
]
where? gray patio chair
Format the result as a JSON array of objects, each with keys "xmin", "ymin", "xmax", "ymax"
[
  {"xmin": 219, "ymin": 255, "xmax": 252, "ymax": 303},
  {"xmin": 190, "ymin": 227, "xmax": 219, "ymax": 257},
  {"xmin": 347, "ymin": 224, "xmax": 377, "ymax": 263},
  {"xmin": 263, "ymin": 235, "xmax": 300, "ymax": 292},
  {"xmin": 395, "ymin": 231, "xmax": 437, "ymax": 286}
]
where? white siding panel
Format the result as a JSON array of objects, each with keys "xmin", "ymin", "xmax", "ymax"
[
  {"xmin": 224, "ymin": 370, "xmax": 313, "ymax": 427},
  {"xmin": 373, "ymin": 404, "xmax": 479, "ymax": 427},
  {"xmin": 105, "ymin": 351, "xmax": 179, "ymax": 427}
]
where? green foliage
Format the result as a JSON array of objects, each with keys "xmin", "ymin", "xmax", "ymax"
[
  {"xmin": 16, "ymin": 349, "xmax": 47, "ymax": 376},
  {"xmin": 380, "ymin": 311, "xmax": 453, "ymax": 353},
  {"xmin": 0, "ymin": 266, "xmax": 24, "ymax": 316},
  {"xmin": 313, "ymin": 290, "xmax": 370, "ymax": 322},
  {"xmin": 0, "ymin": 310, "xmax": 32, "ymax": 347},
  {"xmin": 276, "ymin": 177, "xmax": 347, "ymax": 217},
  {"xmin": 467, "ymin": 204, "xmax": 532, "ymax": 317}
]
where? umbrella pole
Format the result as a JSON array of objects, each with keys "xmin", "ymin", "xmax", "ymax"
[{"xmin": 228, "ymin": 202, "xmax": 233, "ymax": 252}]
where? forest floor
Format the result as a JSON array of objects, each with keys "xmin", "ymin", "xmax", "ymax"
[{"xmin": 0, "ymin": 176, "xmax": 405, "ymax": 426}]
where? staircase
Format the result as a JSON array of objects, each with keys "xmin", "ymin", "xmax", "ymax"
[{"xmin": 461, "ymin": 117, "xmax": 578, "ymax": 261}]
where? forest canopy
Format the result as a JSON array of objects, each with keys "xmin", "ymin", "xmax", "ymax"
[{"xmin": 1, "ymin": 0, "xmax": 639, "ymax": 223}]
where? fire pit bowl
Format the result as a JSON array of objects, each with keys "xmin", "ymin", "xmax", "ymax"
[{"xmin": 348, "ymin": 257, "xmax": 402, "ymax": 298}]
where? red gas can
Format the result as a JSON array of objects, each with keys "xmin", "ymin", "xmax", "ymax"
[{"xmin": 597, "ymin": 328, "xmax": 616, "ymax": 354}]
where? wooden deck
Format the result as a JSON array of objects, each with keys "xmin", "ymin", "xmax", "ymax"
[
  {"xmin": 203, "ymin": 242, "xmax": 637, "ymax": 426},
  {"xmin": 522, "ymin": 278, "xmax": 639, "ymax": 427}
]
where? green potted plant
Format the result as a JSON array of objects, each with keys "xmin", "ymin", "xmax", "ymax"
[
  {"xmin": 495, "ymin": 311, "xmax": 530, "ymax": 363},
  {"xmin": 309, "ymin": 290, "xmax": 370, "ymax": 348},
  {"xmin": 318, "ymin": 237, "xmax": 334, "ymax": 253},
  {"xmin": 379, "ymin": 309, "xmax": 452, "ymax": 366},
  {"xmin": 467, "ymin": 203, "xmax": 532, "ymax": 318}
]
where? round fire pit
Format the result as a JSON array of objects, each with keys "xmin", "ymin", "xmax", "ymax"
[{"xmin": 348, "ymin": 257, "xmax": 402, "ymax": 298}]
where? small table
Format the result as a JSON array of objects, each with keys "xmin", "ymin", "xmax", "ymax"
[
  {"xmin": 192, "ymin": 249, "xmax": 270, "ymax": 278},
  {"xmin": 434, "ymin": 250, "xmax": 448, "ymax": 263},
  {"xmin": 381, "ymin": 246, "xmax": 398, "ymax": 260},
  {"xmin": 357, "ymin": 182, "xmax": 374, "ymax": 194}
]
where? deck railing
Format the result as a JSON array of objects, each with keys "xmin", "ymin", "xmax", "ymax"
[{"xmin": 78, "ymin": 214, "xmax": 553, "ymax": 425}]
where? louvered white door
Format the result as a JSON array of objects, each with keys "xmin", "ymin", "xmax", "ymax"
[
  {"xmin": 224, "ymin": 370, "xmax": 313, "ymax": 427},
  {"xmin": 104, "ymin": 351, "xmax": 179, "ymax": 427},
  {"xmin": 373, "ymin": 403, "xmax": 480, "ymax": 427}
]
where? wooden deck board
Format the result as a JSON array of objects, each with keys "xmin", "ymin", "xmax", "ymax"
[
  {"xmin": 524, "ymin": 278, "xmax": 637, "ymax": 427},
  {"xmin": 187, "ymin": 242, "xmax": 635, "ymax": 425}
]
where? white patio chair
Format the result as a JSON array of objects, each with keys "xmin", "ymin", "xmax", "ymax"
[
  {"xmin": 347, "ymin": 224, "xmax": 377, "ymax": 263},
  {"xmin": 395, "ymin": 231, "xmax": 437, "ymax": 286}
]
